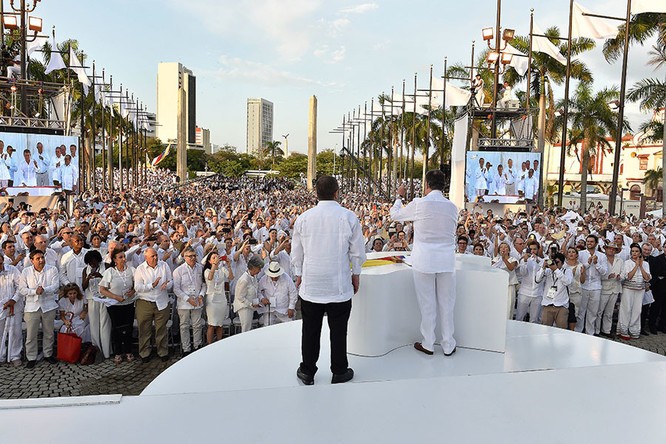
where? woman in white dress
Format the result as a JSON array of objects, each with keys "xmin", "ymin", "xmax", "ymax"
[
  {"xmin": 203, "ymin": 251, "xmax": 234, "ymax": 344},
  {"xmin": 59, "ymin": 283, "xmax": 90, "ymax": 343},
  {"xmin": 82, "ymin": 250, "xmax": 112, "ymax": 359}
]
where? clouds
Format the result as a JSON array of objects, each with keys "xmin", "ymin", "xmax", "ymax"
[
  {"xmin": 204, "ymin": 55, "xmax": 338, "ymax": 88},
  {"xmin": 166, "ymin": 0, "xmax": 323, "ymax": 60},
  {"xmin": 166, "ymin": 0, "xmax": 380, "ymax": 63},
  {"xmin": 339, "ymin": 3, "xmax": 379, "ymax": 14}
]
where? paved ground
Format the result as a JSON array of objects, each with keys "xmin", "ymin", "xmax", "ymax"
[{"xmin": 1, "ymin": 329, "xmax": 665, "ymax": 400}]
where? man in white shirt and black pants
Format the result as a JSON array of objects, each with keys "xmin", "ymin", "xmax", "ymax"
[
  {"xmin": 292, "ymin": 176, "xmax": 366, "ymax": 385},
  {"xmin": 390, "ymin": 170, "xmax": 458, "ymax": 356}
]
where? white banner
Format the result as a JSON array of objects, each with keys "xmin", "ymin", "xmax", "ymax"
[
  {"xmin": 632, "ymin": 0, "xmax": 666, "ymax": 14},
  {"xmin": 572, "ymin": 1, "xmax": 619, "ymax": 40},
  {"xmin": 449, "ymin": 116, "xmax": 468, "ymax": 209}
]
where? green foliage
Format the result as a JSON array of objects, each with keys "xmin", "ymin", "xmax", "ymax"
[{"xmin": 276, "ymin": 153, "xmax": 308, "ymax": 178}]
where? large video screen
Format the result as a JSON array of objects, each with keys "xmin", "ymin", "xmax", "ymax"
[
  {"xmin": 465, "ymin": 151, "xmax": 542, "ymax": 204},
  {"xmin": 0, "ymin": 132, "xmax": 79, "ymax": 196}
]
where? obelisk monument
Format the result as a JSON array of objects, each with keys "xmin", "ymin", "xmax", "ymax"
[{"xmin": 307, "ymin": 95, "xmax": 317, "ymax": 190}]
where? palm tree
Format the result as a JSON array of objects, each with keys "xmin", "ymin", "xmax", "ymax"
[
  {"xmin": 603, "ymin": 12, "xmax": 666, "ymax": 63},
  {"xmin": 263, "ymin": 140, "xmax": 283, "ymax": 170},
  {"xmin": 506, "ymin": 27, "xmax": 594, "ymax": 149},
  {"xmin": 626, "ymin": 42, "xmax": 666, "ymax": 214},
  {"xmin": 644, "ymin": 167, "xmax": 663, "ymax": 198},
  {"xmin": 554, "ymin": 82, "xmax": 626, "ymax": 210}
]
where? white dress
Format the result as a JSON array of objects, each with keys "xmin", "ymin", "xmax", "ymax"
[
  {"xmin": 58, "ymin": 297, "xmax": 90, "ymax": 343},
  {"xmin": 205, "ymin": 267, "xmax": 230, "ymax": 326}
]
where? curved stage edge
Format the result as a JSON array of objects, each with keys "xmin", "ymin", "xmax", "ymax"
[{"xmin": 1, "ymin": 320, "xmax": 665, "ymax": 444}]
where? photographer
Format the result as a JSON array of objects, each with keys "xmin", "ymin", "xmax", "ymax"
[{"xmin": 536, "ymin": 253, "xmax": 573, "ymax": 329}]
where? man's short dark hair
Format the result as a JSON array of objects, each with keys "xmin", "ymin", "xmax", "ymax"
[
  {"xmin": 425, "ymin": 169, "xmax": 446, "ymax": 191},
  {"xmin": 316, "ymin": 176, "xmax": 339, "ymax": 200}
]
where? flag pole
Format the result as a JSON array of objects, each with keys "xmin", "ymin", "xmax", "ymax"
[
  {"xmin": 441, "ymin": 57, "xmax": 448, "ymax": 167},
  {"xmin": 410, "ymin": 73, "xmax": 417, "ymax": 199},
  {"xmin": 423, "ymin": 65, "xmax": 433, "ymax": 194},
  {"xmin": 526, "ymin": 9, "xmax": 534, "ymax": 112},
  {"xmin": 556, "ymin": 0, "xmax": 574, "ymax": 208},
  {"xmin": 607, "ymin": 0, "xmax": 632, "ymax": 215}
]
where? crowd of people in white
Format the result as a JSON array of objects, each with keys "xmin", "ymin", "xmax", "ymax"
[
  {"xmin": 0, "ymin": 167, "xmax": 662, "ymax": 369},
  {"xmin": 456, "ymin": 205, "xmax": 665, "ymax": 339}
]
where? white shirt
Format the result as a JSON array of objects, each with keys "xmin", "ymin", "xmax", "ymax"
[
  {"xmin": 258, "ymin": 273, "xmax": 298, "ymax": 315},
  {"xmin": 16, "ymin": 159, "xmax": 37, "ymax": 186},
  {"xmin": 99, "ymin": 265, "xmax": 136, "ymax": 306},
  {"xmin": 390, "ymin": 190, "xmax": 457, "ymax": 273},
  {"xmin": 0, "ymin": 264, "xmax": 21, "ymax": 306},
  {"xmin": 34, "ymin": 150, "xmax": 50, "ymax": 174},
  {"xmin": 516, "ymin": 256, "xmax": 545, "ymax": 298},
  {"xmin": 601, "ymin": 256, "xmax": 624, "ymax": 294},
  {"xmin": 19, "ymin": 264, "xmax": 60, "ymax": 313},
  {"xmin": 0, "ymin": 152, "xmax": 10, "ymax": 180},
  {"xmin": 134, "ymin": 260, "xmax": 173, "ymax": 310},
  {"xmin": 60, "ymin": 164, "xmax": 78, "ymax": 191},
  {"xmin": 173, "ymin": 262, "xmax": 206, "ymax": 310},
  {"xmin": 536, "ymin": 266, "xmax": 573, "ymax": 307},
  {"xmin": 291, "ymin": 200, "xmax": 366, "ymax": 303},
  {"xmin": 60, "ymin": 248, "xmax": 89, "ymax": 287},
  {"xmin": 579, "ymin": 249, "xmax": 608, "ymax": 291}
]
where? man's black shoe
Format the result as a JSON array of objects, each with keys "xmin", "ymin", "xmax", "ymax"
[
  {"xmin": 26, "ymin": 360, "xmax": 36, "ymax": 369},
  {"xmin": 296, "ymin": 368, "xmax": 314, "ymax": 385},
  {"xmin": 444, "ymin": 347, "xmax": 457, "ymax": 357},
  {"xmin": 649, "ymin": 326, "xmax": 658, "ymax": 334},
  {"xmin": 141, "ymin": 356, "xmax": 151, "ymax": 364},
  {"xmin": 331, "ymin": 368, "xmax": 354, "ymax": 384},
  {"xmin": 160, "ymin": 355, "xmax": 170, "ymax": 362},
  {"xmin": 45, "ymin": 356, "xmax": 57, "ymax": 364}
]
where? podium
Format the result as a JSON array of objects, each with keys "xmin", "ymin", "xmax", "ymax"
[{"xmin": 348, "ymin": 252, "xmax": 509, "ymax": 356}]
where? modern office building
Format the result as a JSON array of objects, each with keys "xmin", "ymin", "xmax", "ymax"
[
  {"xmin": 156, "ymin": 62, "xmax": 196, "ymax": 145},
  {"xmin": 195, "ymin": 126, "xmax": 212, "ymax": 153},
  {"xmin": 246, "ymin": 98, "xmax": 273, "ymax": 156}
]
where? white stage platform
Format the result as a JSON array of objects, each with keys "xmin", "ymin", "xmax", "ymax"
[{"xmin": 1, "ymin": 321, "xmax": 666, "ymax": 443}]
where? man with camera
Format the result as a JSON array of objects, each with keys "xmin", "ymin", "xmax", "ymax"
[
  {"xmin": 515, "ymin": 240, "xmax": 545, "ymax": 323},
  {"xmin": 536, "ymin": 252, "xmax": 573, "ymax": 329}
]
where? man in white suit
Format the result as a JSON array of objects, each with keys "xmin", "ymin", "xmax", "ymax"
[{"xmin": 390, "ymin": 170, "xmax": 458, "ymax": 356}]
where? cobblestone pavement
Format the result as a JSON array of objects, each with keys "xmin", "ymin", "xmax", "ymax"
[
  {"xmin": 0, "ymin": 351, "xmax": 182, "ymax": 399},
  {"xmin": 1, "ymin": 330, "xmax": 665, "ymax": 400}
]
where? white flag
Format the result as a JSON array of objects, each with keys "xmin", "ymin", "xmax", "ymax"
[
  {"xmin": 504, "ymin": 43, "xmax": 529, "ymax": 76},
  {"xmin": 26, "ymin": 35, "xmax": 48, "ymax": 57},
  {"xmin": 532, "ymin": 24, "xmax": 567, "ymax": 66},
  {"xmin": 44, "ymin": 38, "xmax": 66, "ymax": 74},
  {"xmin": 432, "ymin": 78, "xmax": 472, "ymax": 107},
  {"xmin": 632, "ymin": 0, "xmax": 666, "ymax": 14},
  {"xmin": 572, "ymin": 2, "xmax": 618, "ymax": 40},
  {"xmin": 69, "ymin": 46, "xmax": 91, "ymax": 95}
]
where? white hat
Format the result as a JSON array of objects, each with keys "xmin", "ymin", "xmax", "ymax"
[{"xmin": 265, "ymin": 261, "xmax": 283, "ymax": 278}]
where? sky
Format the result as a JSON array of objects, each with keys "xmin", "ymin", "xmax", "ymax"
[{"xmin": 34, "ymin": 0, "xmax": 663, "ymax": 155}]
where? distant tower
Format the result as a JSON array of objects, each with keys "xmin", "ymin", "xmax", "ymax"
[
  {"xmin": 246, "ymin": 98, "xmax": 274, "ymax": 156},
  {"xmin": 307, "ymin": 96, "xmax": 317, "ymax": 191},
  {"xmin": 156, "ymin": 62, "xmax": 196, "ymax": 182}
]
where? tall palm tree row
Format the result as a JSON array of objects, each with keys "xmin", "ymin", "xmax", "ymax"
[{"xmin": 554, "ymin": 82, "xmax": 628, "ymax": 210}]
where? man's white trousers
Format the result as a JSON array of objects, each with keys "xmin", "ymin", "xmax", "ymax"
[{"xmin": 412, "ymin": 270, "xmax": 456, "ymax": 354}]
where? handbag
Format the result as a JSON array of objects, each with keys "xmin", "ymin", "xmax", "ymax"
[
  {"xmin": 79, "ymin": 343, "xmax": 98, "ymax": 365},
  {"xmin": 56, "ymin": 313, "xmax": 82, "ymax": 364}
]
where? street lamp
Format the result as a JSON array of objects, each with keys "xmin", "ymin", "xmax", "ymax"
[
  {"xmin": 3, "ymin": 0, "xmax": 44, "ymax": 114},
  {"xmin": 481, "ymin": 0, "xmax": 514, "ymax": 139}
]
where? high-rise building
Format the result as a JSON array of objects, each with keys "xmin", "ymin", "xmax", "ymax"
[
  {"xmin": 195, "ymin": 126, "xmax": 212, "ymax": 153},
  {"xmin": 156, "ymin": 62, "xmax": 196, "ymax": 145},
  {"xmin": 246, "ymin": 98, "xmax": 273, "ymax": 156}
]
